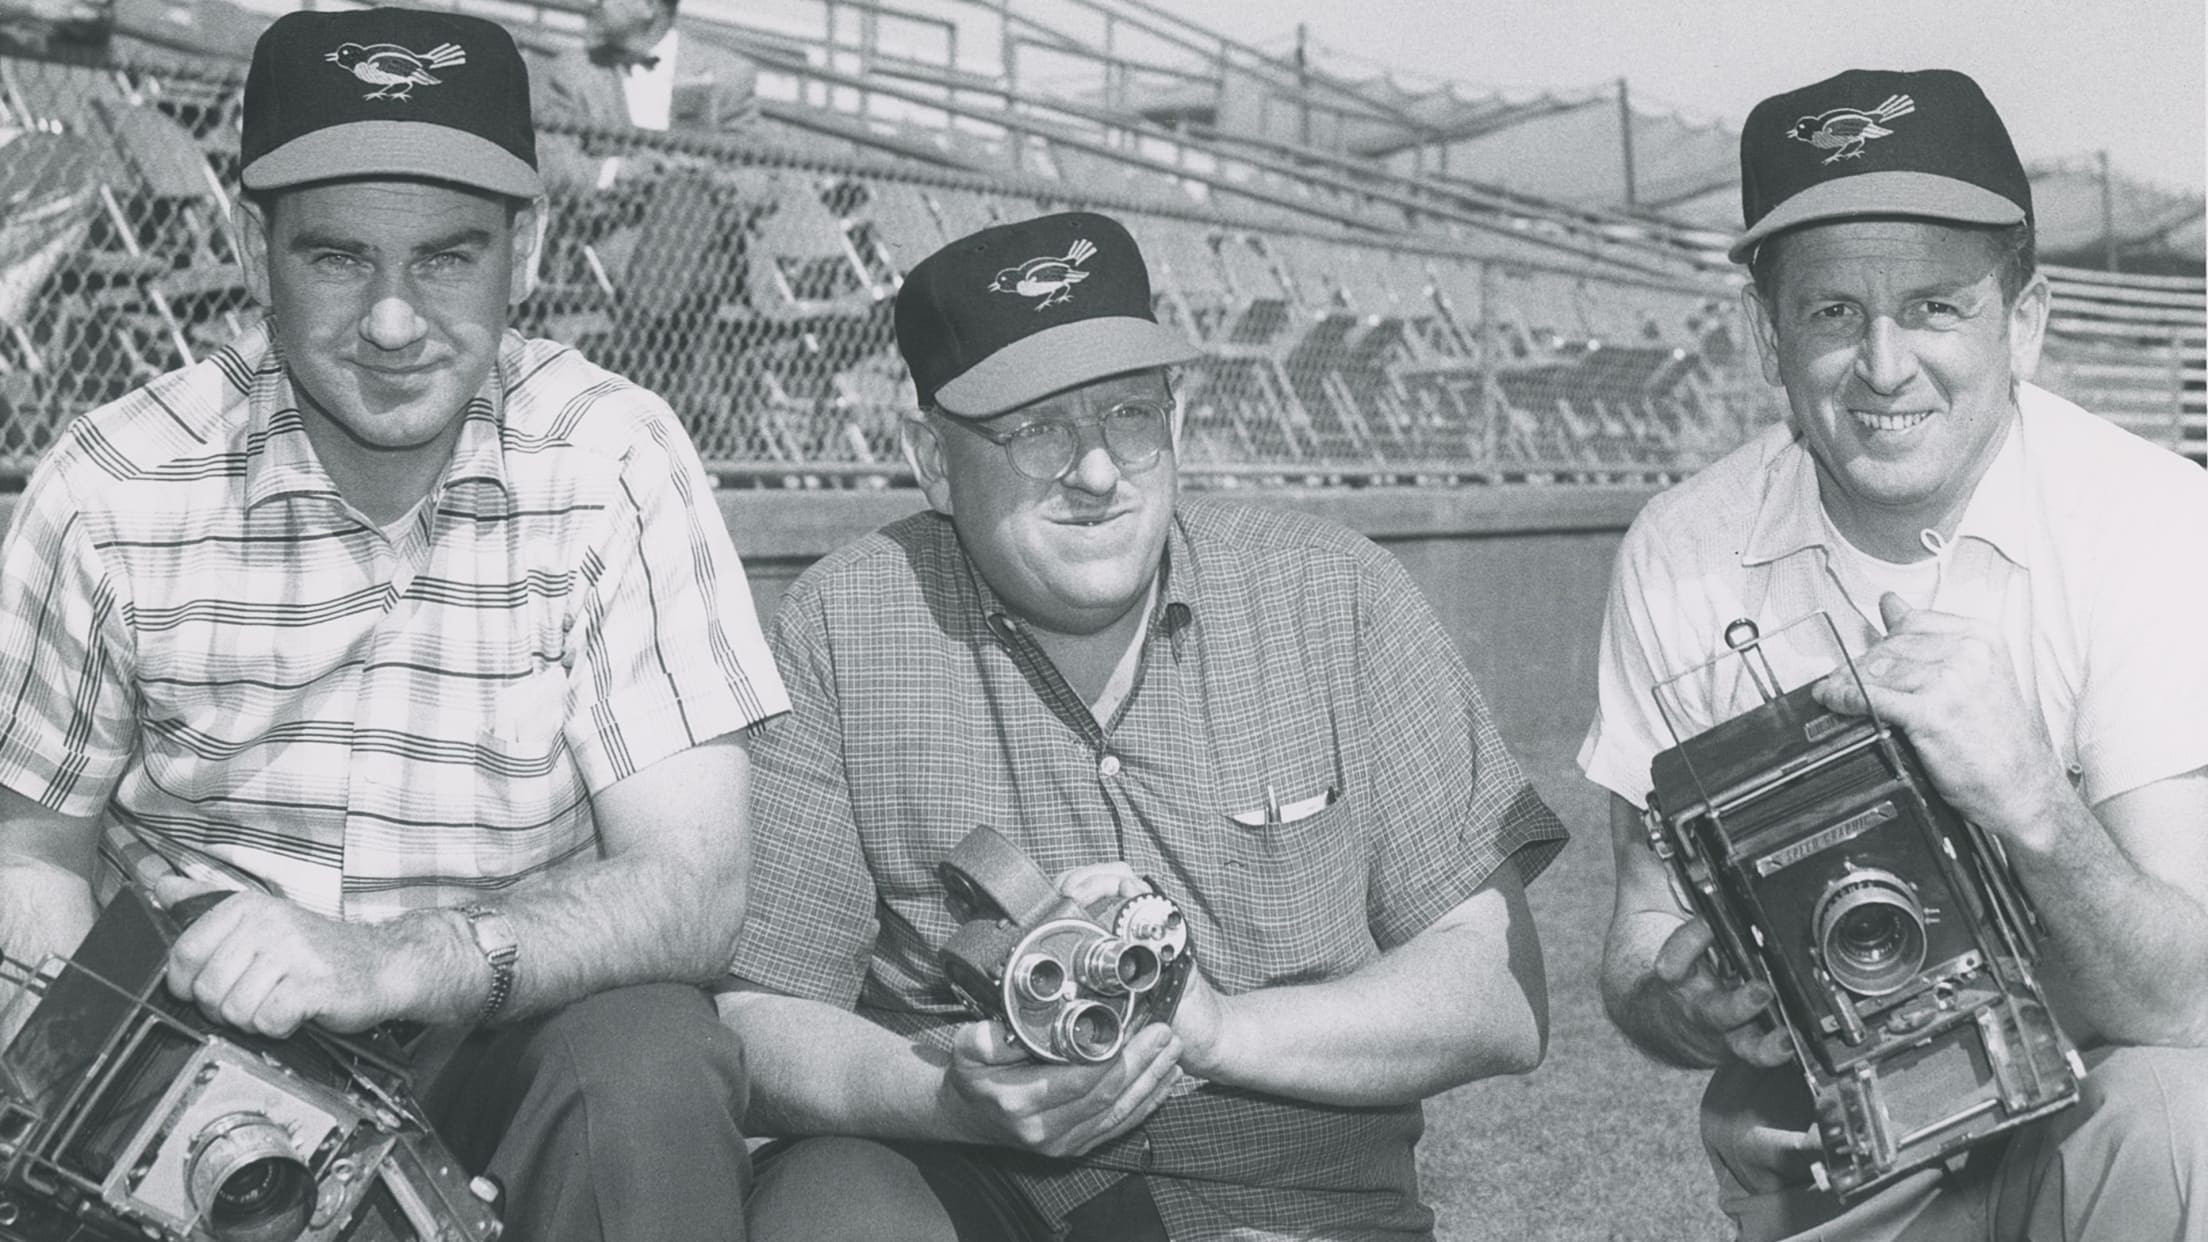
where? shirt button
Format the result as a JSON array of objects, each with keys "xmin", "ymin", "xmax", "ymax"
[{"xmin": 1098, "ymin": 754, "xmax": 1122, "ymax": 779}]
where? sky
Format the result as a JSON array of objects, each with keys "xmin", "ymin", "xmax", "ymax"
[{"xmin": 1154, "ymin": 0, "xmax": 2207, "ymax": 198}]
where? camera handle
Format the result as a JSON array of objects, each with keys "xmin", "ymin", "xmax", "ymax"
[{"xmin": 165, "ymin": 889, "xmax": 234, "ymax": 928}]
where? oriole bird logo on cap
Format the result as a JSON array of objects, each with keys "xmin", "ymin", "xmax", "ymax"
[
  {"xmin": 1786, "ymin": 93, "xmax": 1915, "ymax": 164},
  {"xmin": 325, "ymin": 40, "xmax": 466, "ymax": 101},
  {"xmin": 989, "ymin": 237, "xmax": 1097, "ymax": 310}
]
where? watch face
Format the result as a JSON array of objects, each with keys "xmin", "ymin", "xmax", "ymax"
[{"xmin": 465, "ymin": 906, "xmax": 520, "ymax": 960}]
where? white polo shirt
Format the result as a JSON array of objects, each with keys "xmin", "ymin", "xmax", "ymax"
[{"xmin": 1578, "ymin": 382, "xmax": 2208, "ymax": 811}]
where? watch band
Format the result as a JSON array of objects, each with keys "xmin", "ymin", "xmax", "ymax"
[{"xmin": 456, "ymin": 904, "xmax": 519, "ymax": 1025}]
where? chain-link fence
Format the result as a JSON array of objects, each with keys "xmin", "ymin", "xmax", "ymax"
[{"xmin": 1, "ymin": 47, "xmax": 1784, "ymax": 487}]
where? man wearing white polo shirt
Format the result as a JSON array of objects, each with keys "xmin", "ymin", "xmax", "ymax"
[{"xmin": 1581, "ymin": 68, "xmax": 2208, "ymax": 1241}]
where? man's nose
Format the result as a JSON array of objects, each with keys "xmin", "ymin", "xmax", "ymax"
[
  {"xmin": 1059, "ymin": 422, "xmax": 1121, "ymax": 495},
  {"xmin": 1853, "ymin": 315, "xmax": 1917, "ymax": 394},
  {"xmin": 359, "ymin": 276, "xmax": 429, "ymax": 352}
]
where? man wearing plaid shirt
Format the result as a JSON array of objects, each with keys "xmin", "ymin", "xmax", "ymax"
[
  {"xmin": 0, "ymin": 10, "xmax": 785, "ymax": 1241},
  {"xmin": 721, "ymin": 210, "xmax": 1569, "ymax": 1241}
]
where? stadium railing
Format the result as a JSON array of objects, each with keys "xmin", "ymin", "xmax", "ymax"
[
  {"xmin": 2038, "ymin": 264, "xmax": 2206, "ymax": 466},
  {"xmin": 4, "ymin": 47, "xmax": 2193, "ymax": 491}
]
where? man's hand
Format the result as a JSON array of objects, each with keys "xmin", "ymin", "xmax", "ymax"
[
  {"xmin": 1813, "ymin": 594, "xmax": 2068, "ymax": 847},
  {"xmin": 157, "ymin": 878, "xmax": 413, "ymax": 1038},
  {"xmin": 1652, "ymin": 918, "xmax": 1792, "ymax": 1069},
  {"xmin": 1052, "ymin": 861, "xmax": 1227, "ymax": 1078},
  {"xmin": 938, "ymin": 1018, "xmax": 1183, "ymax": 1158}
]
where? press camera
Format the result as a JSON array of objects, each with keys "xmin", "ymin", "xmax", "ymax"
[
  {"xmin": 938, "ymin": 827, "xmax": 1194, "ymax": 1065},
  {"xmin": 0, "ymin": 886, "xmax": 500, "ymax": 1242},
  {"xmin": 1644, "ymin": 615, "xmax": 2081, "ymax": 1200}
]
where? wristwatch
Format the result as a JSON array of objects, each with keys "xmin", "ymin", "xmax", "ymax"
[{"xmin": 456, "ymin": 904, "xmax": 519, "ymax": 1025}]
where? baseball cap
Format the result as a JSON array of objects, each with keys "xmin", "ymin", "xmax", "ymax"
[
  {"xmin": 894, "ymin": 211, "xmax": 1202, "ymax": 417},
  {"xmin": 241, "ymin": 7, "xmax": 541, "ymax": 199},
  {"xmin": 1732, "ymin": 68, "xmax": 2030, "ymax": 263}
]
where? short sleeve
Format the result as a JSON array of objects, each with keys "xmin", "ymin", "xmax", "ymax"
[
  {"xmin": 2073, "ymin": 481, "xmax": 2208, "ymax": 805},
  {"xmin": 562, "ymin": 418, "xmax": 788, "ymax": 791},
  {"xmin": 0, "ymin": 468, "xmax": 138, "ymax": 817},
  {"xmin": 1576, "ymin": 516, "xmax": 1683, "ymax": 807},
  {"xmin": 726, "ymin": 583, "xmax": 884, "ymax": 1006},
  {"xmin": 1358, "ymin": 549, "xmax": 1568, "ymax": 950}
]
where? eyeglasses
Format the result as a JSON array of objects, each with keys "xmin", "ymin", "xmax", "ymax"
[{"xmin": 935, "ymin": 399, "xmax": 1172, "ymax": 482}]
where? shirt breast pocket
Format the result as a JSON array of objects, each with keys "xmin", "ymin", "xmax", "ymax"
[
  {"xmin": 1217, "ymin": 779, "xmax": 1370, "ymax": 983},
  {"xmin": 473, "ymin": 667, "xmax": 585, "ymax": 874}
]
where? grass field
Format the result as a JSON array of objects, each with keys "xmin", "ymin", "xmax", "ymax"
[{"xmin": 1418, "ymin": 746, "xmax": 1731, "ymax": 1242}]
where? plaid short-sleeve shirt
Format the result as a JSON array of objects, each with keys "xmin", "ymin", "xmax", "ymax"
[
  {"xmin": 736, "ymin": 498, "xmax": 1567, "ymax": 1241},
  {"xmin": 0, "ymin": 321, "xmax": 788, "ymax": 920}
]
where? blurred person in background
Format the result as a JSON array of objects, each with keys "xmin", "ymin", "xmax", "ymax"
[
  {"xmin": 0, "ymin": 9, "xmax": 787, "ymax": 1240},
  {"xmin": 530, "ymin": 0, "xmax": 758, "ymax": 192},
  {"xmin": 1581, "ymin": 68, "xmax": 2208, "ymax": 1242},
  {"xmin": 718, "ymin": 209, "xmax": 1568, "ymax": 1242}
]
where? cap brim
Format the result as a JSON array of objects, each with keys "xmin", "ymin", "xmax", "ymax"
[
  {"xmin": 934, "ymin": 316, "xmax": 1202, "ymax": 417},
  {"xmin": 243, "ymin": 119, "xmax": 542, "ymax": 199},
  {"xmin": 1729, "ymin": 170, "xmax": 2025, "ymax": 262}
]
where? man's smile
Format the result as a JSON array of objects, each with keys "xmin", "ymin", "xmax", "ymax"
[{"xmin": 1848, "ymin": 407, "xmax": 1937, "ymax": 435}]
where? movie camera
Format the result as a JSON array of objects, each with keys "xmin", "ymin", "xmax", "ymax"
[
  {"xmin": 1643, "ymin": 614, "xmax": 2081, "ymax": 1199},
  {"xmin": 938, "ymin": 828, "xmax": 1194, "ymax": 1065},
  {"xmin": 0, "ymin": 886, "xmax": 500, "ymax": 1242}
]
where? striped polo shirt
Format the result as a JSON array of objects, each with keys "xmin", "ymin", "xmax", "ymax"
[{"xmin": 0, "ymin": 321, "xmax": 788, "ymax": 920}]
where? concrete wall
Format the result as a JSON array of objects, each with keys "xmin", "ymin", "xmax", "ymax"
[{"xmin": 724, "ymin": 484, "xmax": 1653, "ymax": 765}]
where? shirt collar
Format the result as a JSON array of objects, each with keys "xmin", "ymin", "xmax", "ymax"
[
  {"xmin": 241, "ymin": 325, "xmax": 518, "ymax": 513},
  {"xmin": 963, "ymin": 509, "xmax": 1195, "ymax": 644},
  {"xmin": 1740, "ymin": 413, "xmax": 2030, "ymax": 572}
]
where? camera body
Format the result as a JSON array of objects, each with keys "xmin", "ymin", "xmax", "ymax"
[
  {"xmin": 0, "ymin": 886, "xmax": 500, "ymax": 1242},
  {"xmin": 937, "ymin": 827, "xmax": 1194, "ymax": 1065},
  {"xmin": 1645, "ymin": 623, "xmax": 2081, "ymax": 1201}
]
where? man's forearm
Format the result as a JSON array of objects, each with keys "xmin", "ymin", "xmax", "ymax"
[
  {"xmin": 1194, "ymin": 885, "xmax": 1545, "ymax": 1107},
  {"xmin": 378, "ymin": 847, "xmax": 745, "ymax": 1027},
  {"xmin": 717, "ymin": 990, "xmax": 971, "ymax": 1142},
  {"xmin": 0, "ymin": 856, "xmax": 99, "ymax": 1038},
  {"xmin": 2005, "ymin": 785, "xmax": 2208, "ymax": 1047}
]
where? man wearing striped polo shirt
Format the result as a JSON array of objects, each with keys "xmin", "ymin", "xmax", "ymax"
[{"xmin": 0, "ymin": 9, "xmax": 786, "ymax": 1241}]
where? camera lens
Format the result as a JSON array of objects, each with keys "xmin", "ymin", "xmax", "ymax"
[
  {"xmin": 1054, "ymin": 1000, "xmax": 1125, "ymax": 1063},
  {"xmin": 188, "ymin": 1114, "xmax": 314, "ymax": 1242},
  {"xmin": 1074, "ymin": 937, "xmax": 1160, "ymax": 995},
  {"xmin": 1815, "ymin": 871, "xmax": 1928, "ymax": 997},
  {"xmin": 1014, "ymin": 953, "xmax": 1069, "ymax": 1003}
]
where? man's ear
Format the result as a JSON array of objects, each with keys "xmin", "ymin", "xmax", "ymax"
[
  {"xmin": 2005, "ymin": 270, "xmax": 2051, "ymax": 386},
  {"xmin": 1742, "ymin": 282, "xmax": 1784, "ymax": 389},
  {"xmin": 235, "ymin": 194, "xmax": 273, "ymax": 309},
  {"xmin": 510, "ymin": 198, "xmax": 548, "ymax": 305},
  {"xmin": 899, "ymin": 414, "xmax": 954, "ymax": 516}
]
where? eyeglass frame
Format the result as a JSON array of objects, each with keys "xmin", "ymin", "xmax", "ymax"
[{"xmin": 923, "ymin": 390, "xmax": 1178, "ymax": 483}]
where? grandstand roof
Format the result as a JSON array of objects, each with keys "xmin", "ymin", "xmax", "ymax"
[{"xmin": 1328, "ymin": 76, "xmax": 2204, "ymax": 275}]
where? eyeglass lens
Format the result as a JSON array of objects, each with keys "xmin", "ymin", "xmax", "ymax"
[{"xmin": 1004, "ymin": 404, "xmax": 1169, "ymax": 480}]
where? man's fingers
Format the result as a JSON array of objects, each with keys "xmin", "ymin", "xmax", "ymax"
[
  {"xmin": 1750, "ymin": 1123, "xmax": 1824, "ymax": 1156},
  {"xmin": 1054, "ymin": 863, "xmax": 1149, "ymax": 907},
  {"xmin": 1059, "ymin": 1026, "xmax": 1182, "ymax": 1153},
  {"xmin": 216, "ymin": 956, "xmax": 293, "ymax": 1036},
  {"xmin": 1652, "ymin": 919, "xmax": 1716, "ymax": 985},
  {"xmin": 1877, "ymin": 592, "xmax": 1913, "ymax": 632},
  {"xmin": 1726, "ymin": 1023, "xmax": 1794, "ymax": 1069},
  {"xmin": 150, "ymin": 875, "xmax": 225, "ymax": 909},
  {"xmin": 1695, "ymin": 980, "xmax": 1773, "ymax": 1031},
  {"xmin": 956, "ymin": 1019, "xmax": 1033, "ymax": 1067},
  {"xmin": 1082, "ymin": 1051, "xmax": 1183, "ymax": 1152}
]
